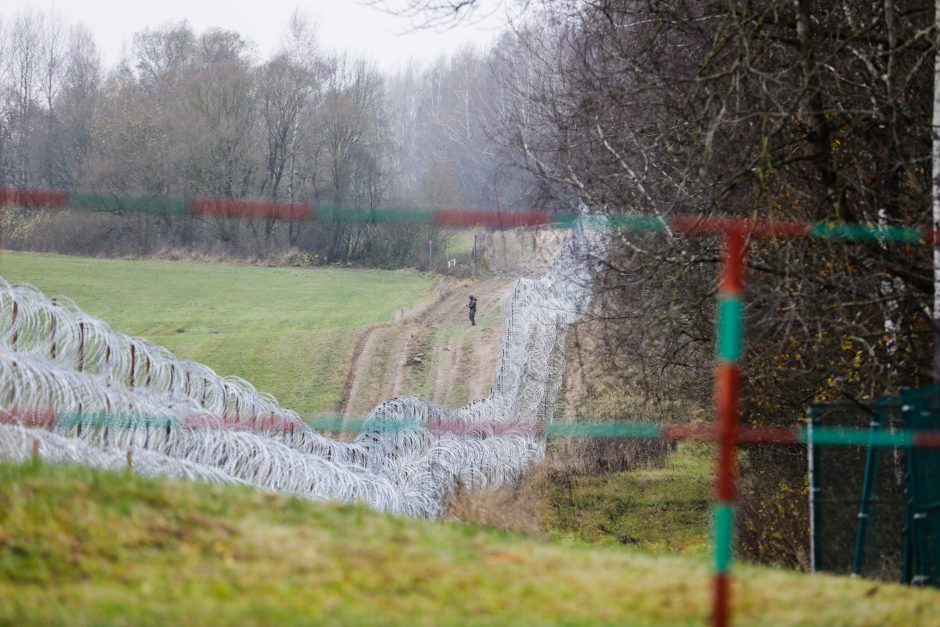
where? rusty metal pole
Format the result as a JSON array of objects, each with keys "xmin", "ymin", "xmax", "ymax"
[
  {"xmin": 129, "ymin": 343, "xmax": 136, "ymax": 387},
  {"xmin": 713, "ymin": 226, "xmax": 745, "ymax": 627}
]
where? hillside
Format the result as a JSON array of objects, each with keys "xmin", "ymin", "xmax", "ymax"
[
  {"xmin": 0, "ymin": 234, "xmax": 559, "ymax": 421},
  {"xmin": 1, "ymin": 462, "xmax": 936, "ymax": 626},
  {"xmin": 1, "ymin": 244, "xmax": 938, "ymax": 625}
]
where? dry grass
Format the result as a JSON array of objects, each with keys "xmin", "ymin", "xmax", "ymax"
[
  {"xmin": 444, "ymin": 437, "xmax": 677, "ymax": 541},
  {"xmin": 443, "ymin": 464, "xmax": 548, "ymax": 536},
  {"xmin": 2, "ymin": 461, "xmax": 939, "ymax": 626}
]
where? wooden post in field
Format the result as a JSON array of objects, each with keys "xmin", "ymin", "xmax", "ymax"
[
  {"xmin": 49, "ymin": 299, "xmax": 57, "ymax": 360},
  {"xmin": 10, "ymin": 300, "xmax": 18, "ymax": 349},
  {"xmin": 129, "ymin": 343, "xmax": 136, "ymax": 387},
  {"xmin": 78, "ymin": 322, "xmax": 85, "ymax": 372}
]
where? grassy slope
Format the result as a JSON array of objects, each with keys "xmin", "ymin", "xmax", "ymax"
[
  {"xmin": 0, "ymin": 252, "xmax": 433, "ymax": 415},
  {"xmin": 2, "ymin": 251, "xmax": 936, "ymax": 624},
  {"xmin": 1, "ymin": 462, "xmax": 937, "ymax": 627},
  {"xmin": 543, "ymin": 444, "xmax": 712, "ymax": 556}
]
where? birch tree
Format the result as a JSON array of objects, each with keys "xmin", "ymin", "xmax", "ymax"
[{"xmin": 933, "ymin": 0, "xmax": 940, "ymax": 377}]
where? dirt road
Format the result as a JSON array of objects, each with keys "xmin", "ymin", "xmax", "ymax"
[
  {"xmin": 339, "ymin": 228, "xmax": 567, "ymax": 417},
  {"xmin": 340, "ymin": 276, "xmax": 513, "ymax": 417}
]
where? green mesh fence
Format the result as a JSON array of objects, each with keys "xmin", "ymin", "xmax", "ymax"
[
  {"xmin": 902, "ymin": 386, "xmax": 940, "ymax": 586},
  {"xmin": 809, "ymin": 399, "xmax": 907, "ymax": 581}
]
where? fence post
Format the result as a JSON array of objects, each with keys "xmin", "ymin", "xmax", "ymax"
[
  {"xmin": 49, "ymin": 299, "xmax": 57, "ymax": 360},
  {"xmin": 129, "ymin": 343, "xmax": 136, "ymax": 387},
  {"xmin": 78, "ymin": 321, "xmax": 85, "ymax": 372},
  {"xmin": 713, "ymin": 226, "xmax": 745, "ymax": 627},
  {"xmin": 807, "ymin": 405, "xmax": 819, "ymax": 573},
  {"xmin": 852, "ymin": 406, "xmax": 883, "ymax": 575},
  {"xmin": 11, "ymin": 300, "xmax": 18, "ymax": 349}
]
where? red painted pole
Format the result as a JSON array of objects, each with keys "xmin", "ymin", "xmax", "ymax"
[{"xmin": 713, "ymin": 226, "xmax": 745, "ymax": 627}]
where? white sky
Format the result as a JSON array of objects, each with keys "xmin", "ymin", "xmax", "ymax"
[{"xmin": 2, "ymin": 0, "xmax": 507, "ymax": 71}]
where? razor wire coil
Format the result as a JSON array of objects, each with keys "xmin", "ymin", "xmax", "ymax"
[{"xmin": 0, "ymin": 217, "xmax": 607, "ymax": 517}]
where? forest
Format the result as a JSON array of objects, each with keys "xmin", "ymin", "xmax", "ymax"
[{"xmin": 0, "ymin": 7, "xmax": 537, "ymax": 266}]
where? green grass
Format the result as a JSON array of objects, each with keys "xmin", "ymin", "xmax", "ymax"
[
  {"xmin": 451, "ymin": 383, "xmax": 470, "ymax": 407},
  {"xmin": 542, "ymin": 444, "xmax": 712, "ymax": 556},
  {"xmin": 406, "ymin": 317, "xmax": 498, "ymax": 403},
  {"xmin": 445, "ymin": 231, "xmax": 475, "ymax": 258},
  {"xmin": 0, "ymin": 462, "xmax": 937, "ymax": 626},
  {"xmin": 0, "ymin": 251, "xmax": 433, "ymax": 414}
]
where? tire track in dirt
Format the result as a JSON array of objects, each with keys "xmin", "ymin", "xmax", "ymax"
[
  {"xmin": 429, "ymin": 336, "xmax": 458, "ymax": 405},
  {"xmin": 339, "ymin": 228, "xmax": 565, "ymax": 418},
  {"xmin": 340, "ymin": 326, "xmax": 381, "ymax": 417},
  {"xmin": 383, "ymin": 328, "xmax": 413, "ymax": 400},
  {"xmin": 340, "ymin": 277, "xmax": 514, "ymax": 417}
]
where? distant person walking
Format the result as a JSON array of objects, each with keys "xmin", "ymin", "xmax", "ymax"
[{"xmin": 467, "ymin": 295, "xmax": 477, "ymax": 326}]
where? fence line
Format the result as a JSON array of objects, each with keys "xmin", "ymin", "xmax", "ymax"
[
  {"xmin": 3, "ymin": 185, "xmax": 940, "ymax": 243},
  {"xmin": 0, "ymin": 213, "xmax": 609, "ymax": 519},
  {"xmin": 5, "ymin": 410, "xmax": 940, "ymax": 448},
  {"xmin": 4, "ymin": 190, "xmax": 940, "ymax": 624}
]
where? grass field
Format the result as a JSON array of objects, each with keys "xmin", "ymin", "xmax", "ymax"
[
  {"xmin": 543, "ymin": 443, "xmax": 712, "ymax": 556},
  {"xmin": 0, "ymin": 251, "xmax": 433, "ymax": 415},
  {"xmin": 3, "ymin": 251, "xmax": 938, "ymax": 625},
  {"xmin": 1, "ymin": 461, "xmax": 937, "ymax": 626},
  {"xmin": 444, "ymin": 231, "xmax": 475, "ymax": 259}
]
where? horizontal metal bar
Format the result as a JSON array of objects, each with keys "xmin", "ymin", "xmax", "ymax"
[
  {"xmin": 1, "ymin": 185, "xmax": 938, "ymax": 242},
  {"xmin": 4, "ymin": 410, "xmax": 940, "ymax": 449}
]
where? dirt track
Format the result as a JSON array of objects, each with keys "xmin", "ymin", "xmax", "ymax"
[
  {"xmin": 340, "ymin": 276, "xmax": 513, "ymax": 417},
  {"xmin": 339, "ymin": 228, "xmax": 567, "ymax": 418}
]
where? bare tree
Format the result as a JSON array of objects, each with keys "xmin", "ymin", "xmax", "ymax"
[
  {"xmin": 488, "ymin": 0, "xmax": 936, "ymax": 568},
  {"xmin": 315, "ymin": 56, "xmax": 386, "ymax": 260},
  {"xmin": 4, "ymin": 8, "xmax": 44, "ymax": 185},
  {"xmin": 933, "ymin": 0, "xmax": 940, "ymax": 377},
  {"xmin": 38, "ymin": 9, "xmax": 65, "ymax": 113}
]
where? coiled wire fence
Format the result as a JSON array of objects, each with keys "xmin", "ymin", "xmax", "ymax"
[
  {"xmin": 6, "ymin": 199, "xmax": 940, "ymax": 626},
  {"xmin": 0, "ymin": 217, "xmax": 609, "ymax": 519}
]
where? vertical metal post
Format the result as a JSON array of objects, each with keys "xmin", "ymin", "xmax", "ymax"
[
  {"xmin": 78, "ymin": 321, "xmax": 85, "ymax": 372},
  {"xmin": 10, "ymin": 300, "xmax": 18, "ymax": 349},
  {"xmin": 49, "ymin": 299, "xmax": 57, "ymax": 360},
  {"xmin": 713, "ymin": 226, "xmax": 745, "ymax": 627},
  {"xmin": 129, "ymin": 343, "xmax": 136, "ymax": 388},
  {"xmin": 852, "ymin": 406, "xmax": 883, "ymax": 576},
  {"xmin": 807, "ymin": 406, "xmax": 819, "ymax": 573},
  {"xmin": 902, "ymin": 397, "xmax": 914, "ymax": 584}
]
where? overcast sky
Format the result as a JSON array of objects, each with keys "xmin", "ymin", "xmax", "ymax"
[{"xmin": 3, "ymin": 0, "xmax": 507, "ymax": 71}]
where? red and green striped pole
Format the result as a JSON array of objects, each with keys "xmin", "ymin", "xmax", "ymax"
[{"xmin": 713, "ymin": 226, "xmax": 745, "ymax": 627}]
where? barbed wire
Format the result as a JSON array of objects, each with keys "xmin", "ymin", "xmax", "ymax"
[{"xmin": 0, "ymin": 217, "xmax": 609, "ymax": 516}]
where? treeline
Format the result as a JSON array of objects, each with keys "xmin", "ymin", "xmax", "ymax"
[
  {"xmin": 481, "ymin": 0, "xmax": 936, "ymax": 569},
  {"xmin": 0, "ymin": 9, "xmax": 535, "ymax": 266}
]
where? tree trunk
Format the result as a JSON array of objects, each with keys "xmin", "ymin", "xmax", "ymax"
[{"xmin": 933, "ymin": 0, "xmax": 940, "ymax": 379}]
